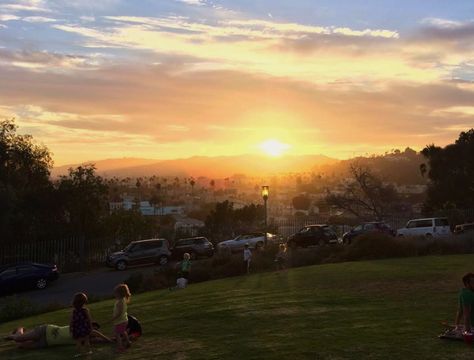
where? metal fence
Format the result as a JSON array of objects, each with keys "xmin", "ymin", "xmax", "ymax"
[{"xmin": 0, "ymin": 236, "xmax": 114, "ymax": 273}]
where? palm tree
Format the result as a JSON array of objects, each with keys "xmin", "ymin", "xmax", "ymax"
[{"xmin": 189, "ymin": 177, "xmax": 196, "ymax": 195}]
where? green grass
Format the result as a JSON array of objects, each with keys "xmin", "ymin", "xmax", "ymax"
[{"xmin": 2, "ymin": 255, "xmax": 474, "ymax": 359}]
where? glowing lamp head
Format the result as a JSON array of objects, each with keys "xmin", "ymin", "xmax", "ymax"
[{"xmin": 261, "ymin": 185, "xmax": 269, "ymax": 200}]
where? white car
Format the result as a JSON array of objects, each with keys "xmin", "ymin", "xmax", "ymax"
[
  {"xmin": 217, "ymin": 233, "xmax": 277, "ymax": 252},
  {"xmin": 396, "ymin": 217, "xmax": 451, "ymax": 238}
]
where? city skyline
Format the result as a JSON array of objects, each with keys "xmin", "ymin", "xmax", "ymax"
[{"xmin": 1, "ymin": 0, "xmax": 474, "ymax": 165}]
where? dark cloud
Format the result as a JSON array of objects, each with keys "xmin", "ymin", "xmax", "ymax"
[{"xmin": 271, "ymin": 32, "xmax": 398, "ymax": 56}]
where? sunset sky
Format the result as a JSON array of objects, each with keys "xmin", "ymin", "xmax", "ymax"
[{"xmin": 1, "ymin": 0, "xmax": 474, "ymax": 165}]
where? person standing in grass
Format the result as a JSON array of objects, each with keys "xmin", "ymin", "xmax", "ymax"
[
  {"xmin": 181, "ymin": 252, "xmax": 192, "ymax": 280},
  {"xmin": 70, "ymin": 292, "xmax": 93, "ymax": 357},
  {"xmin": 110, "ymin": 284, "xmax": 131, "ymax": 353},
  {"xmin": 275, "ymin": 243, "xmax": 288, "ymax": 271},
  {"xmin": 243, "ymin": 243, "xmax": 252, "ymax": 274},
  {"xmin": 455, "ymin": 273, "xmax": 474, "ymax": 333}
]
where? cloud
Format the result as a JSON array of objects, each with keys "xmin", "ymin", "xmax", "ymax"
[
  {"xmin": 0, "ymin": 0, "xmax": 52, "ymax": 13},
  {"xmin": 50, "ymin": 16, "xmax": 442, "ymax": 86},
  {"xmin": 22, "ymin": 16, "xmax": 57, "ymax": 23},
  {"xmin": 0, "ymin": 49, "xmax": 96, "ymax": 70},
  {"xmin": 175, "ymin": 0, "xmax": 206, "ymax": 6},
  {"xmin": 1, "ymin": 62, "xmax": 473, "ymax": 163},
  {"xmin": 0, "ymin": 14, "xmax": 20, "ymax": 21}
]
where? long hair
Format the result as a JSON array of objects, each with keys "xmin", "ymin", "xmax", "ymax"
[
  {"xmin": 114, "ymin": 283, "xmax": 132, "ymax": 301},
  {"xmin": 72, "ymin": 292, "xmax": 88, "ymax": 310}
]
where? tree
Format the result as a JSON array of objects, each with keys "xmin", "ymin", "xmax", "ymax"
[
  {"xmin": 325, "ymin": 165, "xmax": 398, "ymax": 220},
  {"xmin": 57, "ymin": 165, "xmax": 108, "ymax": 238},
  {"xmin": 103, "ymin": 208, "xmax": 158, "ymax": 246},
  {"xmin": 0, "ymin": 118, "xmax": 55, "ymax": 242},
  {"xmin": 292, "ymin": 194, "xmax": 311, "ymax": 211},
  {"xmin": 205, "ymin": 200, "xmax": 234, "ymax": 241},
  {"xmin": 421, "ymin": 129, "xmax": 474, "ymax": 210}
]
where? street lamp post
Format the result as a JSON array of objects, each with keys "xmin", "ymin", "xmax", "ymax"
[{"xmin": 261, "ymin": 186, "xmax": 269, "ymax": 247}]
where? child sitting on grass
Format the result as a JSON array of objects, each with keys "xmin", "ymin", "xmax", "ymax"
[{"xmin": 70, "ymin": 292, "xmax": 93, "ymax": 358}]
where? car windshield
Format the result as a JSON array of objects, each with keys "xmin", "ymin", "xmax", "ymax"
[
  {"xmin": 322, "ymin": 227, "xmax": 336, "ymax": 236},
  {"xmin": 123, "ymin": 243, "xmax": 134, "ymax": 252}
]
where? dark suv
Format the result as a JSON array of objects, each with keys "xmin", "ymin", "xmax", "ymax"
[
  {"xmin": 287, "ymin": 225, "xmax": 338, "ymax": 248},
  {"xmin": 106, "ymin": 238, "xmax": 171, "ymax": 271},
  {"xmin": 0, "ymin": 262, "xmax": 59, "ymax": 296},
  {"xmin": 342, "ymin": 222, "xmax": 395, "ymax": 244},
  {"xmin": 172, "ymin": 237, "xmax": 214, "ymax": 260}
]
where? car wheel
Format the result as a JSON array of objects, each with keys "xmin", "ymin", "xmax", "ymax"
[
  {"xmin": 288, "ymin": 241, "xmax": 297, "ymax": 249},
  {"xmin": 318, "ymin": 239, "xmax": 325, "ymax": 247},
  {"xmin": 425, "ymin": 233, "xmax": 433, "ymax": 239},
  {"xmin": 159, "ymin": 255, "xmax": 169, "ymax": 266},
  {"xmin": 189, "ymin": 252, "xmax": 197, "ymax": 260},
  {"xmin": 255, "ymin": 241, "xmax": 264, "ymax": 249},
  {"xmin": 36, "ymin": 278, "xmax": 47, "ymax": 289},
  {"xmin": 116, "ymin": 260, "xmax": 127, "ymax": 271}
]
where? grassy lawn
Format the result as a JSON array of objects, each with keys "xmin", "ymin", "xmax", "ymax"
[{"xmin": 1, "ymin": 254, "xmax": 474, "ymax": 359}]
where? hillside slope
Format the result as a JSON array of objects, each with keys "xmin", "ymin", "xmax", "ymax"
[{"xmin": 1, "ymin": 255, "xmax": 472, "ymax": 359}]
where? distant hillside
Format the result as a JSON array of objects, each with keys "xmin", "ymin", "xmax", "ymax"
[
  {"xmin": 51, "ymin": 158, "xmax": 159, "ymax": 177},
  {"xmin": 315, "ymin": 148, "xmax": 427, "ymax": 185},
  {"xmin": 52, "ymin": 154, "xmax": 338, "ymax": 178}
]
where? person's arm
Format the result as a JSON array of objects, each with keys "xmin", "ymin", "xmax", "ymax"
[
  {"xmin": 85, "ymin": 308, "xmax": 93, "ymax": 330},
  {"xmin": 90, "ymin": 329, "xmax": 114, "ymax": 343},
  {"xmin": 455, "ymin": 306, "xmax": 463, "ymax": 330},
  {"xmin": 111, "ymin": 300, "xmax": 124, "ymax": 323},
  {"xmin": 464, "ymin": 304, "xmax": 472, "ymax": 332},
  {"xmin": 69, "ymin": 312, "xmax": 74, "ymax": 334}
]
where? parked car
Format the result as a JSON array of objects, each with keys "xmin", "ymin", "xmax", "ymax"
[
  {"xmin": 172, "ymin": 237, "xmax": 214, "ymax": 259},
  {"xmin": 342, "ymin": 221, "xmax": 396, "ymax": 244},
  {"xmin": 454, "ymin": 222, "xmax": 474, "ymax": 235},
  {"xmin": 106, "ymin": 238, "xmax": 171, "ymax": 271},
  {"xmin": 217, "ymin": 233, "xmax": 277, "ymax": 252},
  {"xmin": 396, "ymin": 217, "xmax": 451, "ymax": 238},
  {"xmin": 0, "ymin": 262, "xmax": 59, "ymax": 296},
  {"xmin": 287, "ymin": 225, "xmax": 338, "ymax": 248}
]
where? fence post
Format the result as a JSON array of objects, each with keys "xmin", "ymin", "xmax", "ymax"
[{"xmin": 79, "ymin": 234, "xmax": 85, "ymax": 272}]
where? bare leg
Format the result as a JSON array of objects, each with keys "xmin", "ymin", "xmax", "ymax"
[
  {"xmin": 122, "ymin": 332, "xmax": 131, "ymax": 348},
  {"xmin": 17, "ymin": 341, "xmax": 41, "ymax": 349},
  {"xmin": 116, "ymin": 331, "xmax": 124, "ymax": 351},
  {"xmin": 10, "ymin": 328, "xmax": 41, "ymax": 343}
]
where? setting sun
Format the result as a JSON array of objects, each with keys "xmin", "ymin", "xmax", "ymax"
[{"xmin": 259, "ymin": 139, "xmax": 291, "ymax": 157}]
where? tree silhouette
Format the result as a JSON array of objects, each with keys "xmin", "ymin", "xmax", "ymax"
[
  {"xmin": 325, "ymin": 165, "xmax": 398, "ymax": 220},
  {"xmin": 421, "ymin": 129, "xmax": 474, "ymax": 210}
]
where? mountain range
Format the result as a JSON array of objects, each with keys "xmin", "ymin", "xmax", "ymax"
[{"xmin": 51, "ymin": 154, "xmax": 338, "ymax": 178}]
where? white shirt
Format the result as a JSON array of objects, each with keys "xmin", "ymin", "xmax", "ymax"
[
  {"xmin": 176, "ymin": 277, "xmax": 187, "ymax": 289},
  {"xmin": 243, "ymin": 248, "xmax": 252, "ymax": 261}
]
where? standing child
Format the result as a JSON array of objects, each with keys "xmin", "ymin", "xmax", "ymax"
[
  {"xmin": 275, "ymin": 243, "xmax": 288, "ymax": 271},
  {"xmin": 70, "ymin": 292, "xmax": 93, "ymax": 357},
  {"xmin": 111, "ymin": 284, "xmax": 131, "ymax": 353},
  {"xmin": 181, "ymin": 252, "xmax": 191, "ymax": 280},
  {"xmin": 243, "ymin": 243, "xmax": 252, "ymax": 274}
]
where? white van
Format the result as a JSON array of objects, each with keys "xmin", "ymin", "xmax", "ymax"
[{"xmin": 397, "ymin": 217, "xmax": 451, "ymax": 238}]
